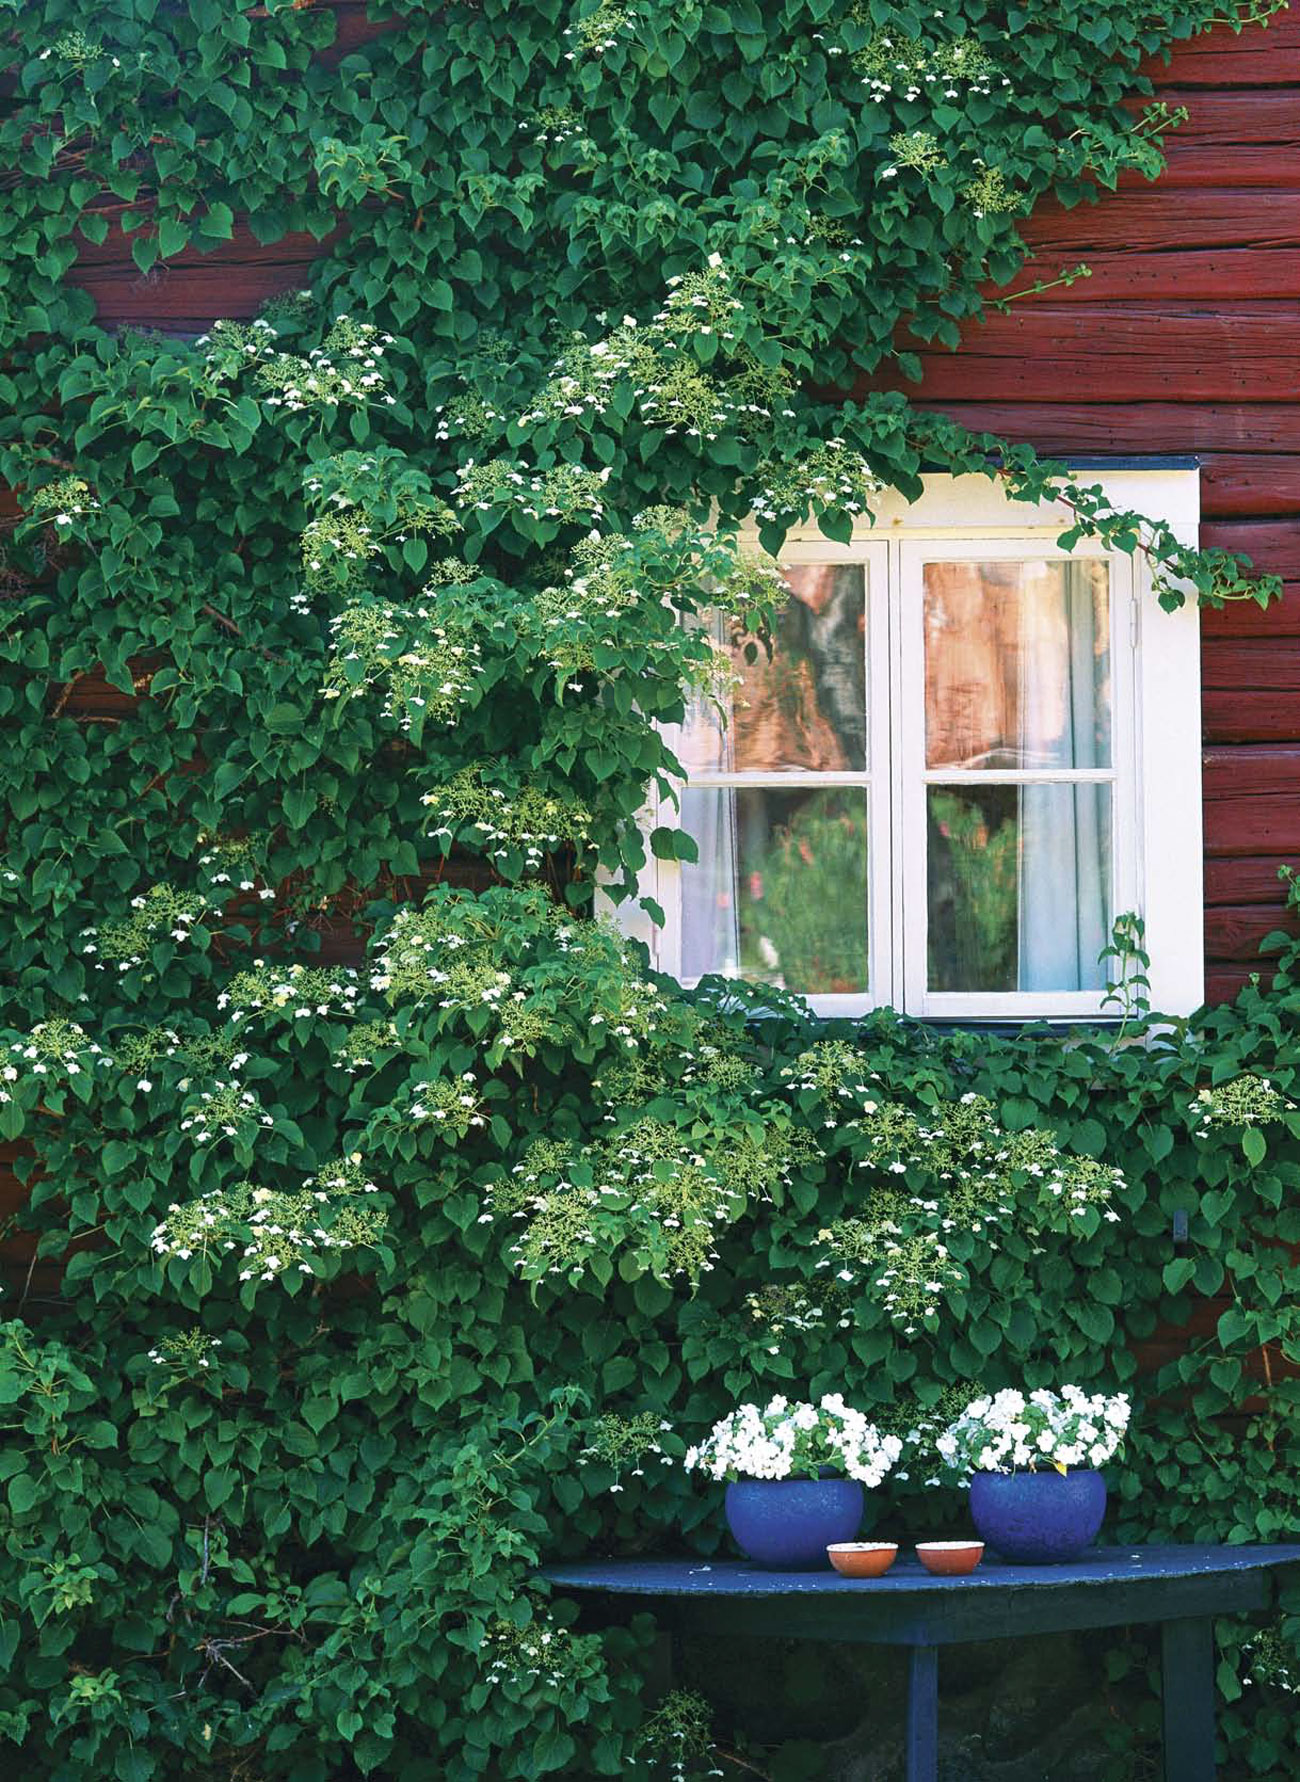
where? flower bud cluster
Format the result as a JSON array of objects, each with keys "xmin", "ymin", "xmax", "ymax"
[{"xmin": 1191, "ymin": 1073, "xmax": 1297, "ymax": 1135}]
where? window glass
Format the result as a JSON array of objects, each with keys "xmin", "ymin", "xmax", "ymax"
[
  {"xmin": 921, "ymin": 556, "xmax": 1115, "ymax": 997},
  {"xmin": 924, "ymin": 559, "xmax": 1110, "ymax": 771},
  {"xmin": 679, "ymin": 785, "xmax": 869, "ymax": 995},
  {"xmin": 926, "ymin": 784, "xmax": 1112, "ymax": 993},
  {"xmin": 675, "ymin": 564, "xmax": 867, "ymax": 774}
]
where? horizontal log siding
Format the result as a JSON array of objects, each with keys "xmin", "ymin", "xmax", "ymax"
[{"xmin": 863, "ymin": 18, "xmax": 1300, "ymax": 1002}]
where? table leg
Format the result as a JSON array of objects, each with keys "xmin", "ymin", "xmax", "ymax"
[
  {"xmin": 905, "ymin": 1644, "xmax": 938, "ymax": 1782},
  {"xmin": 1161, "ymin": 1616, "xmax": 1216, "ymax": 1782}
]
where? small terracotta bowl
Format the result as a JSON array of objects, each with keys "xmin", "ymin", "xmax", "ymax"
[
  {"xmin": 827, "ymin": 1542, "xmax": 899, "ymax": 1578},
  {"xmin": 916, "ymin": 1541, "xmax": 984, "ymax": 1576}
]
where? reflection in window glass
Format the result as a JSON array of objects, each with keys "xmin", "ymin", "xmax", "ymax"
[
  {"xmin": 676, "ymin": 564, "xmax": 867, "ymax": 773},
  {"xmin": 924, "ymin": 560, "xmax": 1110, "ymax": 771},
  {"xmin": 679, "ymin": 786, "xmax": 868, "ymax": 995},
  {"xmin": 926, "ymin": 784, "xmax": 1112, "ymax": 993}
]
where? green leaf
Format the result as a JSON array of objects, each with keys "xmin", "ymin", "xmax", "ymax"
[
  {"xmin": 157, "ymin": 217, "xmax": 189, "ymax": 260},
  {"xmin": 7, "ymin": 1474, "xmax": 37, "ymax": 1514},
  {"xmin": 1162, "ymin": 1257, "xmax": 1195, "ymax": 1295},
  {"xmin": 650, "ymin": 826, "xmax": 698, "ymax": 863},
  {"xmin": 131, "ymin": 233, "xmax": 158, "ymax": 276},
  {"xmin": 283, "ymin": 786, "xmax": 316, "ymax": 829}
]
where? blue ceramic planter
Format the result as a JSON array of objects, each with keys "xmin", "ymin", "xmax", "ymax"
[
  {"xmin": 724, "ymin": 1477, "xmax": 864, "ymax": 1570},
  {"xmin": 969, "ymin": 1468, "xmax": 1107, "ymax": 1564}
]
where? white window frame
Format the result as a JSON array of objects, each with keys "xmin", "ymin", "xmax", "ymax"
[{"xmin": 618, "ymin": 467, "xmax": 1203, "ymax": 1022}]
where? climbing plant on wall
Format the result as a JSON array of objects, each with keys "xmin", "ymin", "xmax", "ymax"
[{"xmin": 2, "ymin": 1, "xmax": 1300, "ymax": 1777}]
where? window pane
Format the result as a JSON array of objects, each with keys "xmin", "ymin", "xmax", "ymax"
[
  {"xmin": 927, "ymin": 784, "xmax": 1112, "ymax": 993},
  {"xmin": 676, "ymin": 564, "xmax": 867, "ymax": 773},
  {"xmin": 924, "ymin": 559, "xmax": 1111, "ymax": 771},
  {"xmin": 679, "ymin": 785, "xmax": 868, "ymax": 995}
]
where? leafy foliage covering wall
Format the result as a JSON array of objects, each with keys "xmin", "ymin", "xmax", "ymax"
[{"xmin": 1, "ymin": 1, "xmax": 1299, "ymax": 1777}]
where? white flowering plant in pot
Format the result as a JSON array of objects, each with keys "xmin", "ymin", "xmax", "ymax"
[
  {"xmin": 684, "ymin": 1394, "xmax": 903, "ymax": 1485},
  {"xmin": 934, "ymin": 1386, "xmax": 1130, "ymax": 1479}
]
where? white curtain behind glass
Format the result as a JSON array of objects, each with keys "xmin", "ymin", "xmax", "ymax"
[
  {"xmin": 1017, "ymin": 562, "xmax": 1109, "ymax": 990},
  {"xmin": 679, "ymin": 785, "xmax": 740, "ymax": 979}
]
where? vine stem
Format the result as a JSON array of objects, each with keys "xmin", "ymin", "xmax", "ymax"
[{"xmin": 716, "ymin": 1748, "xmax": 774, "ymax": 1780}]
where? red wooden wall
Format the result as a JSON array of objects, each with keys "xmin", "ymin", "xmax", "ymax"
[{"xmin": 867, "ymin": 15, "xmax": 1300, "ymax": 1002}]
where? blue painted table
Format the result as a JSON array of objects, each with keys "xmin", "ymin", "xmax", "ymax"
[{"xmin": 543, "ymin": 1545, "xmax": 1300, "ymax": 1782}]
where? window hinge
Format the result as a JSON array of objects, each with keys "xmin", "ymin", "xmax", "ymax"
[{"xmin": 1129, "ymin": 601, "xmax": 1140, "ymax": 650}]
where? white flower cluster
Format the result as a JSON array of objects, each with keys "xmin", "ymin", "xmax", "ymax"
[
  {"xmin": 935, "ymin": 1386, "xmax": 1131, "ymax": 1478},
  {"xmin": 490, "ymin": 1124, "xmax": 741, "ymax": 1286},
  {"xmin": 268, "ymin": 318, "xmax": 395, "ymax": 412},
  {"xmin": 433, "ymin": 392, "xmax": 506, "ymax": 442},
  {"xmin": 743, "ymin": 1281, "xmax": 851, "ymax": 1354},
  {"xmin": 684, "ymin": 1395, "xmax": 903, "ymax": 1487},
  {"xmin": 1, "ymin": 1020, "xmax": 112, "ymax": 1102},
  {"xmin": 196, "ymin": 832, "xmax": 262, "ymax": 893},
  {"xmin": 420, "ymin": 768, "xmax": 592, "ymax": 871},
  {"xmin": 1191, "ymin": 1074, "xmax": 1297, "ymax": 1135},
  {"xmin": 407, "ymin": 1072, "xmax": 488, "ymax": 1139},
  {"xmin": 562, "ymin": 3, "xmax": 637, "ymax": 59},
  {"xmin": 852, "ymin": 30, "xmax": 1008, "ymax": 102},
  {"xmin": 178, "ymin": 1080, "xmax": 274, "ymax": 1145},
  {"xmin": 748, "ymin": 439, "xmax": 884, "ymax": 529},
  {"xmin": 321, "ymin": 601, "xmax": 482, "ymax": 730},
  {"xmin": 147, "ymin": 1330, "xmax": 223, "ymax": 1374},
  {"xmin": 814, "ymin": 1222, "xmax": 964, "ymax": 1336},
  {"xmin": 780, "ymin": 1040, "xmax": 880, "ymax": 1123},
  {"xmin": 80, "ymin": 884, "xmax": 210, "ymax": 971},
  {"xmin": 27, "ymin": 475, "xmax": 102, "ymax": 530},
  {"xmin": 198, "ymin": 316, "xmax": 397, "ymax": 412},
  {"xmin": 517, "ymin": 324, "xmax": 655, "ymax": 429},
  {"xmin": 1242, "ymin": 1626, "xmax": 1300, "ymax": 1696},
  {"xmin": 217, "ymin": 961, "xmax": 362, "ymax": 1023},
  {"xmin": 38, "ymin": 30, "xmax": 120, "ymax": 69},
  {"xmin": 150, "ymin": 1161, "xmax": 384, "ymax": 1285},
  {"xmin": 370, "ymin": 907, "xmax": 514, "ymax": 1006},
  {"xmin": 577, "ymin": 1411, "xmax": 675, "ymax": 1491},
  {"xmin": 332, "ymin": 1019, "xmax": 400, "ymax": 1072},
  {"xmin": 848, "ymin": 1092, "xmax": 1123, "ymax": 1230},
  {"xmin": 479, "ymin": 1614, "xmax": 600, "ymax": 1695},
  {"xmin": 451, "ymin": 458, "xmax": 611, "ymax": 524}
]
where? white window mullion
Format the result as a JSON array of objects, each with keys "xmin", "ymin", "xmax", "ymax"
[
  {"xmin": 872, "ymin": 536, "xmax": 898, "ymax": 1013},
  {"xmin": 896, "ymin": 538, "xmax": 928, "ymax": 1015}
]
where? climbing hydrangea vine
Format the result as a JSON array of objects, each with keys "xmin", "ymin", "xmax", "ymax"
[{"xmin": 1, "ymin": 2, "xmax": 1299, "ymax": 1779}]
